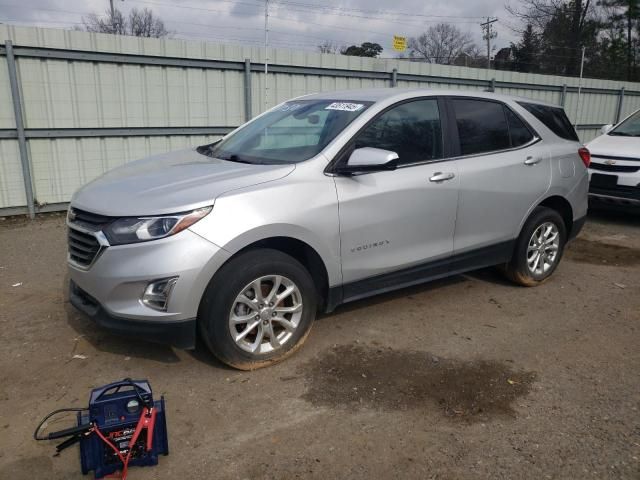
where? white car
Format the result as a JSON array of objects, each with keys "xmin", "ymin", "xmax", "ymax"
[{"xmin": 587, "ymin": 109, "xmax": 640, "ymax": 209}]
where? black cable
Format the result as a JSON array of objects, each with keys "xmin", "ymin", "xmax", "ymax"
[{"xmin": 33, "ymin": 408, "xmax": 88, "ymax": 441}]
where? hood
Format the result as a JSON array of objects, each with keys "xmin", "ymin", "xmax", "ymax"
[
  {"xmin": 71, "ymin": 148, "xmax": 295, "ymax": 216},
  {"xmin": 586, "ymin": 134, "xmax": 640, "ymax": 159}
]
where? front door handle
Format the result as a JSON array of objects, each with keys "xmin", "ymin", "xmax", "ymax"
[
  {"xmin": 524, "ymin": 156, "xmax": 541, "ymax": 166},
  {"xmin": 429, "ymin": 172, "xmax": 455, "ymax": 182}
]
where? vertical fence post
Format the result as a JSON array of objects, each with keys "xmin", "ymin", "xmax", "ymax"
[
  {"xmin": 560, "ymin": 84, "xmax": 567, "ymax": 107},
  {"xmin": 5, "ymin": 40, "xmax": 35, "ymax": 219},
  {"xmin": 244, "ymin": 58, "xmax": 252, "ymax": 122},
  {"xmin": 487, "ymin": 78, "xmax": 495, "ymax": 92},
  {"xmin": 614, "ymin": 86, "xmax": 625, "ymax": 124},
  {"xmin": 391, "ymin": 68, "xmax": 397, "ymax": 87}
]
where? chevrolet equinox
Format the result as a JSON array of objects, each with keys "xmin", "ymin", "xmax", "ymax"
[{"xmin": 67, "ymin": 89, "xmax": 589, "ymax": 369}]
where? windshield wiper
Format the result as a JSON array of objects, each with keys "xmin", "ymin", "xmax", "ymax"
[
  {"xmin": 196, "ymin": 141, "xmax": 221, "ymax": 157},
  {"xmin": 218, "ymin": 154, "xmax": 255, "ymax": 164},
  {"xmin": 608, "ymin": 131, "xmax": 636, "ymax": 136}
]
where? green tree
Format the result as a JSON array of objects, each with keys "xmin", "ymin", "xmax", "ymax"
[
  {"xmin": 512, "ymin": 24, "xmax": 541, "ymax": 72},
  {"xmin": 340, "ymin": 42, "xmax": 383, "ymax": 57},
  {"xmin": 507, "ymin": 1, "xmax": 599, "ymax": 76},
  {"xmin": 599, "ymin": 0, "xmax": 639, "ymax": 80}
]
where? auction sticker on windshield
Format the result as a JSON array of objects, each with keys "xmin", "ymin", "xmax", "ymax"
[
  {"xmin": 325, "ymin": 102, "xmax": 365, "ymax": 112},
  {"xmin": 279, "ymin": 103, "xmax": 304, "ymax": 112}
]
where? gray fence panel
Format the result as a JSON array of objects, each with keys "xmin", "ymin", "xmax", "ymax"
[{"xmin": 1, "ymin": 24, "xmax": 640, "ymax": 214}]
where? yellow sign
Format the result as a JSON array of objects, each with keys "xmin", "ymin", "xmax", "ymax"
[{"xmin": 393, "ymin": 35, "xmax": 407, "ymax": 52}]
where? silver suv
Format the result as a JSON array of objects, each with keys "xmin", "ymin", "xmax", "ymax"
[{"xmin": 68, "ymin": 89, "xmax": 589, "ymax": 369}]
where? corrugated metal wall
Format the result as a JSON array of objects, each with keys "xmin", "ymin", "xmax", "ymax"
[{"xmin": 1, "ymin": 25, "xmax": 639, "ymax": 213}]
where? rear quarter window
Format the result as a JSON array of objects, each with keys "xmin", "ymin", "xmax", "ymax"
[
  {"xmin": 517, "ymin": 102, "xmax": 579, "ymax": 141},
  {"xmin": 451, "ymin": 98, "xmax": 511, "ymax": 156}
]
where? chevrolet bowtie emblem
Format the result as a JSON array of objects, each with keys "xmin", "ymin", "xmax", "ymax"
[{"xmin": 604, "ymin": 159, "xmax": 617, "ymax": 165}]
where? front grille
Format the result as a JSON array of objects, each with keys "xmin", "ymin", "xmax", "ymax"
[
  {"xmin": 590, "ymin": 162, "xmax": 640, "ymax": 173},
  {"xmin": 592, "ymin": 154, "xmax": 640, "ymax": 162},
  {"xmin": 70, "ymin": 208, "xmax": 111, "ymax": 229},
  {"xmin": 68, "ymin": 227, "xmax": 102, "ymax": 267}
]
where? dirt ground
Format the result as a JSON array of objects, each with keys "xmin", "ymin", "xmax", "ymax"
[{"xmin": 0, "ymin": 209, "xmax": 638, "ymax": 479}]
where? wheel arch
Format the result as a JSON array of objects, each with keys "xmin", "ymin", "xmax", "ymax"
[
  {"xmin": 202, "ymin": 234, "xmax": 335, "ymax": 313},
  {"xmin": 536, "ymin": 195, "xmax": 574, "ymax": 236},
  {"xmin": 238, "ymin": 237, "xmax": 330, "ymax": 309}
]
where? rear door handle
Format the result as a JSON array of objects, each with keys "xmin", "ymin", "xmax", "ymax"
[
  {"xmin": 524, "ymin": 156, "xmax": 541, "ymax": 166},
  {"xmin": 429, "ymin": 172, "xmax": 455, "ymax": 182}
]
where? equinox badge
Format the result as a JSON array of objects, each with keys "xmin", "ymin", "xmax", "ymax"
[{"xmin": 351, "ymin": 240, "xmax": 390, "ymax": 253}]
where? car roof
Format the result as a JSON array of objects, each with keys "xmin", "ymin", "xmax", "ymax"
[{"xmin": 298, "ymin": 88, "xmax": 559, "ymax": 108}]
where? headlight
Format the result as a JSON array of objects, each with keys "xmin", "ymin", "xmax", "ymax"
[{"xmin": 103, "ymin": 206, "xmax": 212, "ymax": 245}]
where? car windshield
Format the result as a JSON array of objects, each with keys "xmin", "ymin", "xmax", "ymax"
[
  {"xmin": 198, "ymin": 99, "xmax": 373, "ymax": 164},
  {"xmin": 609, "ymin": 110, "xmax": 640, "ymax": 136}
]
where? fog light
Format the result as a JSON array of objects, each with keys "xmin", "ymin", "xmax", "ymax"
[{"xmin": 142, "ymin": 277, "xmax": 178, "ymax": 311}]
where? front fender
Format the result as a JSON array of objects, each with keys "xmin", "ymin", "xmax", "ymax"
[{"xmin": 188, "ymin": 170, "xmax": 342, "ymax": 286}]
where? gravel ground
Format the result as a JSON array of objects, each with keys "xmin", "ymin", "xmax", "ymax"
[{"xmin": 0, "ymin": 210, "xmax": 638, "ymax": 479}]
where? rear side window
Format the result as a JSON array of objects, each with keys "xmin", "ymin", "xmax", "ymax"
[
  {"xmin": 452, "ymin": 99, "xmax": 510, "ymax": 155},
  {"xmin": 517, "ymin": 102, "xmax": 578, "ymax": 141},
  {"xmin": 355, "ymin": 99, "xmax": 442, "ymax": 165},
  {"xmin": 505, "ymin": 107, "xmax": 535, "ymax": 147}
]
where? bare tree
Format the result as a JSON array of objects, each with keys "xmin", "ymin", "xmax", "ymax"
[
  {"xmin": 505, "ymin": 0, "xmax": 565, "ymax": 32},
  {"xmin": 128, "ymin": 8, "xmax": 169, "ymax": 38},
  {"xmin": 408, "ymin": 23, "xmax": 477, "ymax": 64},
  {"xmin": 317, "ymin": 41, "xmax": 339, "ymax": 54},
  {"xmin": 83, "ymin": 7, "xmax": 169, "ymax": 38},
  {"xmin": 83, "ymin": 9, "xmax": 126, "ymax": 35}
]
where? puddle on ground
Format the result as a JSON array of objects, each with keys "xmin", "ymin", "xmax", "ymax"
[
  {"xmin": 565, "ymin": 238, "xmax": 640, "ymax": 266},
  {"xmin": 298, "ymin": 344, "xmax": 536, "ymax": 421}
]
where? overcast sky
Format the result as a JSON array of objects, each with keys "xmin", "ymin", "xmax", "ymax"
[{"xmin": 0, "ymin": 0, "xmax": 521, "ymax": 55}]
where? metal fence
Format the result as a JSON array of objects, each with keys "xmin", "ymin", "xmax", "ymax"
[{"xmin": 2, "ymin": 25, "xmax": 640, "ymax": 217}]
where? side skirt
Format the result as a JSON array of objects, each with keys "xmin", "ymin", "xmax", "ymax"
[{"xmin": 324, "ymin": 240, "xmax": 515, "ymax": 313}]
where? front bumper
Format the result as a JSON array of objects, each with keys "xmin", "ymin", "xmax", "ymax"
[
  {"xmin": 67, "ymin": 225, "xmax": 232, "ymax": 348},
  {"xmin": 588, "ymin": 168, "xmax": 640, "ymax": 207},
  {"xmin": 70, "ymin": 280, "xmax": 197, "ymax": 348},
  {"xmin": 588, "ymin": 184, "xmax": 640, "ymax": 206}
]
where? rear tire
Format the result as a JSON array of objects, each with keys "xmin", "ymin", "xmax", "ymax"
[
  {"xmin": 504, "ymin": 207, "xmax": 567, "ymax": 287},
  {"xmin": 199, "ymin": 248, "xmax": 317, "ymax": 370}
]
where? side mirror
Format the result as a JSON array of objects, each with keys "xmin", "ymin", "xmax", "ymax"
[
  {"xmin": 601, "ymin": 124, "xmax": 614, "ymax": 135},
  {"xmin": 335, "ymin": 147, "xmax": 399, "ymax": 175}
]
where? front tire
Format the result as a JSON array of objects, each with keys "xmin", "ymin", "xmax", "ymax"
[
  {"xmin": 504, "ymin": 207, "xmax": 567, "ymax": 287},
  {"xmin": 199, "ymin": 248, "xmax": 317, "ymax": 370}
]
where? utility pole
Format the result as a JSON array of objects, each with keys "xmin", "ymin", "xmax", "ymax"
[
  {"xmin": 109, "ymin": 0, "xmax": 123, "ymax": 34},
  {"xmin": 574, "ymin": 46, "xmax": 586, "ymax": 129},
  {"xmin": 481, "ymin": 17, "xmax": 498, "ymax": 70},
  {"xmin": 264, "ymin": 0, "xmax": 270, "ymax": 110}
]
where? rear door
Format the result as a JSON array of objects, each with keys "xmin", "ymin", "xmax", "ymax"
[
  {"xmin": 333, "ymin": 97, "xmax": 459, "ymax": 290},
  {"xmin": 448, "ymin": 97, "xmax": 551, "ymax": 254}
]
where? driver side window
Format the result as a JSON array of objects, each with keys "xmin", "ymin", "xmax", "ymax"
[{"xmin": 354, "ymin": 99, "xmax": 443, "ymax": 165}]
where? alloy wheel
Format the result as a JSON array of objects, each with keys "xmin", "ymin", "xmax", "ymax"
[
  {"xmin": 526, "ymin": 222, "xmax": 560, "ymax": 276},
  {"xmin": 228, "ymin": 275, "xmax": 303, "ymax": 354}
]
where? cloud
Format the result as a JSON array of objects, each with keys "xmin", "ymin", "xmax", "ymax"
[{"xmin": 3, "ymin": 0, "xmax": 519, "ymax": 53}]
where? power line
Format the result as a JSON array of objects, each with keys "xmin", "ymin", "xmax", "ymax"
[
  {"xmin": 0, "ymin": 0, "xmax": 460, "ymax": 47},
  {"xmin": 0, "ymin": 0, "xmax": 496, "ymax": 53},
  {"xmin": 269, "ymin": 4, "xmax": 482, "ymax": 25},
  {"xmin": 124, "ymin": 0, "xmax": 484, "ymax": 26},
  {"xmin": 128, "ymin": 0, "xmax": 485, "ymax": 21},
  {"xmin": 271, "ymin": 0, "xmax": 485, "ymax": 20}
]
